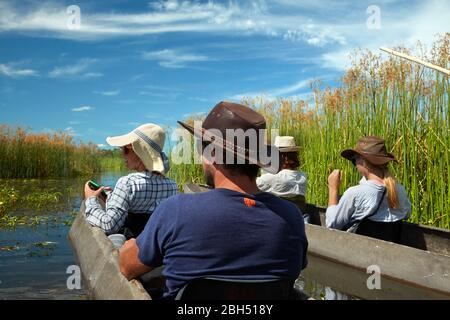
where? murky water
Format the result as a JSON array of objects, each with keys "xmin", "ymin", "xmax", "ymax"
[{"xmin": 0, "ymin": 172, "xmax": 354, "ymax": 300}]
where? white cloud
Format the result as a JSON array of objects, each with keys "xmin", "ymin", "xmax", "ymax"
[
  {"xmin": 94, "ymin": 90, "xmax": 119, "ymax": 96},
  {"xmin": 71, "ymin": 105, "xmax": 93, "ymax": 112},
  {"xmin": 64, "ymin": 126, "xmax": 78, "ymax": 136},
  {"xmin": 49, "ymin": 58, "xmax": 101, "ymax": 78},
  {"xmin": 142, "ymin": 49, "xmax": 209, "ymax": 68},
  {"xmin": 0, "ymin": 0, "xmax": 346, "ymax": 45},
  {"xmin": 97, "ymin": 143, "xmax": 106, "ymax": 148},
  {"xmin": 0, "ymin": 63, "xmax": 38, "ymax": 77},
  {"xmin": 232, "ymin": 78, "xmax": 312, "ymax": 100}
]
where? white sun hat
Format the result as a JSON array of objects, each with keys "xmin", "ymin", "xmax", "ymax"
[
  {"xmin": 106, "ymin": 123, "xmax": 170, "ymax": 173},
  {"xmin": 274, "ymin": 136, "xmax": 300, "ymax": 153}
]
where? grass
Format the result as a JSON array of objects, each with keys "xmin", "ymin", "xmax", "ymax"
[
  {"xmin": 98, "ymin": 149, "xmax": 127, "ymax": 172},
  {"xmin": 0, "ymin": 126, "xmax": 126, "ymax": 178},
  {"xmin": 171, "ymin": 33, "xmax": 449, "ymax": 229},
  {"xmin": 0, "ymin": 126, "xmax": 101, "ymax": 178}
]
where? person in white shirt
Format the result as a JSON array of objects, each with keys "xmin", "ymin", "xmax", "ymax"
[
  {"xmin": 257, "ymin": 136, "xmax": 308, "ymax": 221},
  {"xmin": 326, "ymin": 136, "xmax": 411, "ymax": 243}
]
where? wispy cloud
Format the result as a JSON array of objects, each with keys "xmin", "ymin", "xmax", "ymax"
[
  {"xmin": 231, "ymin": 79, "xmax": 312, "ymax": 100},
  {"xmin": 0, "ymin": 0, "xmax": 347, "ymax": 46},
  {"xmin": 49, "ymin": 58, "xmax": 102, "ymax": 78},
  {"xmin": 64, "ymin": 126, "xmax": 78, "ymax": 136},
  {"xmin": 71, "ymin": 105, "xmax": 93, "ymax": 112},
  {"xmin": 94, "ymin": 90, "xmax": 119, "ymax": 96},
  {"xmin": 142, "ymin": 49, "xmax": 209, "ymax": 68},
  {"xmin": 0, "ymin": 63, "xmax": 38, "ymax": 78},
  {"xmin": 0, "ymin": 0, "xmax": 448, "ymax": 74}
]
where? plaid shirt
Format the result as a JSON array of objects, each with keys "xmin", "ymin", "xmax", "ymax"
[{"xmin": 85, "ymin": 171, "xmax": 178, "ymax": 234}]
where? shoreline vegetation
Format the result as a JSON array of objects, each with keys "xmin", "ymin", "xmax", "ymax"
[
  {"xmin": 0, "ymin": 126, "xmax": 126, "ymax": 179},
  {"xmin": 0, "ymin": 34, "xmax": 448, "ymax": 229}
]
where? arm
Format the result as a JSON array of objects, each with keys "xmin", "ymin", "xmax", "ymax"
[
  {"xmin": 119, "ymin": 238, "xmax": 152, "ymax": 280},
  {"xmin": 326, "ymin": 188, "xmax": 356, "ymax": 230},
  {"xmin": 327, "ymin": 169, "xmax": 341, "ymax": 206},
  {"xmin": 84, "ymin": 178, "xmax": 131, "ymax": 234}
]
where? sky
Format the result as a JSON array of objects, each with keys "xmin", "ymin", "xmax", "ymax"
[{"xmin": 0, "ymin": 0, "xmax": 449, "ymax": 147}]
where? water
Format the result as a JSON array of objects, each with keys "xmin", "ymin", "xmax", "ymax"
[{"xmin": 0, "ymin": 172, "xmax": 354, "ymax": 300}]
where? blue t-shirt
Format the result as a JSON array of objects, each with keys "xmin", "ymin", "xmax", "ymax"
[{"xmin": 136, "ymin": 188, "xmax": 308, "ymax": 299}]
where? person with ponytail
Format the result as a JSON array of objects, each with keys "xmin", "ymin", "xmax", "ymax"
[{"xmin": 326, "ymin": 136, "xmax": 411, "ymax": 243}]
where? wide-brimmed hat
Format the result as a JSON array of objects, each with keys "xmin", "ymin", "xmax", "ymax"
[
  {"xmin": 341, "ymin": 136, "xmax": 397, "ymax": 166},
  {"xmin": 177, "ymin": 101, "xmax": 281, "ymax": 174},
  {"xmin": 106, "ymin": 123, "xmax": 170, "ymax": 173},
  {"xmin": 275, "ymin": 136, "xmax": 300, "ymax": 153}
]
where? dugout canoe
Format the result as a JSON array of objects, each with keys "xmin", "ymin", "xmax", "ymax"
[
  {"xmin": 183, "ymin": 183, "xmax": 450, "ymax": 299},
  {"xmin": 68, "ymin": 202, "xmax": 152, "ymax": 299},
  {"xmin": 68, "ymin": 202, "xmax": 309, "ymax": 300},
  {"xmin": 68, "ymin": 184, "xmax": 450, "ymax": 300}
]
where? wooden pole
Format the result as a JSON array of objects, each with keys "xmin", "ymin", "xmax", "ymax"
[{"xmin": 380, "ymin": 47, "xmax": 450, "ymax": 76}]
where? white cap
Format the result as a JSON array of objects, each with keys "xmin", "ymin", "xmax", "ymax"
[{"xmin": 274, "ymin": 136, "xmax": 300, "ymax": 152}]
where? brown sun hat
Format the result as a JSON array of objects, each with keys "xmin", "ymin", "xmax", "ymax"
[
  {"xmin": 177, "ymin": 101, "xmax": 281, "ymax": 174},
  {"xmin": 341, "ymin": 136, "xmax": 398, "ymax": 166}
]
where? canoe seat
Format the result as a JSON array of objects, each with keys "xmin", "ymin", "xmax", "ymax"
[{"xmin": 175, "ymin": 277, "xmax": 307, "ymax": 300}]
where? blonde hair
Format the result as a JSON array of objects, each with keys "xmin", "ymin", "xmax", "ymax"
[
  {"xmin": 362, "ymin": 159, "xmax": 400, "ymax": 209},
  {"xmin": 382, "ymin": 167, "xmax": 400, "ymax": 209}
]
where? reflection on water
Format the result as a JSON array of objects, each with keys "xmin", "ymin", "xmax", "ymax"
[{"xmin": 0, "ymin": 172, "xmax": 353, "ymax": 300}]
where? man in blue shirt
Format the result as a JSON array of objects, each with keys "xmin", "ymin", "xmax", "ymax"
[{"xmin": 118, "ymin": 101, "xmax": 308, "ymax": 299}]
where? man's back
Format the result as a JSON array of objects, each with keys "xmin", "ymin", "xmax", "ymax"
[{"xmin": 136, "ymin": 188, "xmax": 308, "ymax": 299}]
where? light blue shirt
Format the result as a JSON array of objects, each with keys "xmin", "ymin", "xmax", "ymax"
[{"xmin": 326, "ymin": 177, "xmax": 411, "ymax": 230}]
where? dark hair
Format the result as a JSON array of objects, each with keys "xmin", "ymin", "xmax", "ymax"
[
  {"xmin": 199, "ymin": 141, "xmax": 260, "ymax": 179},
  {"xmin": 281, "ymin": 152, "xmax": 300, "ymax": 169},
  {"xmin": 221, "ymin": 162, "xmax": 260, "ymax": 179}
]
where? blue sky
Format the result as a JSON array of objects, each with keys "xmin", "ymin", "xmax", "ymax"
[{"xmin": 0, "ymin": 0, "xmax": 448, "ymax": 147}]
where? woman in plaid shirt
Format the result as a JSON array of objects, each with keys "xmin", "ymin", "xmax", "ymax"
[{"xmin": 83, "ymin": 124, "xmax": 178, "ymax": 237}]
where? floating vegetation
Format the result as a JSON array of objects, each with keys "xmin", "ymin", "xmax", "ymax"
[
  {"xmin": 0, "ymin": 185, "xmax": 19, "ymax": 216},
  {"xmin": 0, "ymin": 212, "xmax": 77, "ymax": 230},
  {"xmin": 0, "ymin": 243, "xmax": 20, "ymax": 252},
  {"xmin": 0, "ymin": 240, "xmax": 58, "ymax": 257}
]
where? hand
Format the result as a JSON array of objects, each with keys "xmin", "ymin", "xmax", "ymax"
[
  {"xmin": 84, "ymin": 182, "xmax": 112, "ymax": 200},
  {"xmin": 328, "ymin": 169, "xmax": 342, "ymax": 191}
]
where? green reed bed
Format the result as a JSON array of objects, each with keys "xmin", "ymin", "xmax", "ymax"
[
  {"xmin": 0, "ymin": 126, "xmax": 118, "ymax": 179},
  {"xmin": 175, "ymin": 34, "xmax": 449, "ymax": 229},
  {"xmin": 244, "ymin": 34, "xmax": 449, "ymax": 229}
]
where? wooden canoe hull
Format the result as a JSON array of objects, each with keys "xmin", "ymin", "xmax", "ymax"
[{"xmin": 68, "ymin": 203, "xmax": 151, "ymax": 300}]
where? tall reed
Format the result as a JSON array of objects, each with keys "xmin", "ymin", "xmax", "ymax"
[
  {"xmin": 245, "ymin": 34, "xmax": 449, "ymax": 229},
  {"xmin": 0, "ymin": 126, "xmax": 104, "ymax": 178},
  {"xmin": 171, "ymin": 34, "xmax": 449, "ymax": 229}
]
